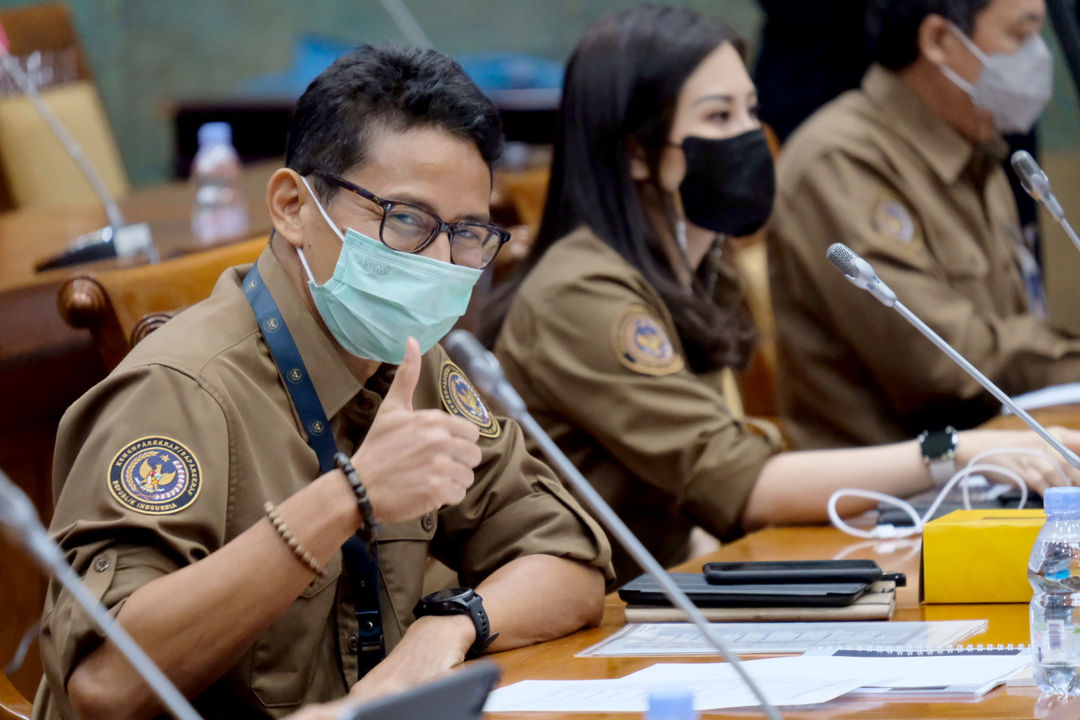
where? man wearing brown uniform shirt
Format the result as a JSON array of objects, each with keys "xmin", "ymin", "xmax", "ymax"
[
  {"xmin": 34, "ymin": 46, "xmax": 610, "ymax": 720},
  {"xmin": 767, "ymin": 0, "xmax": 1080, "ymax": 449}
]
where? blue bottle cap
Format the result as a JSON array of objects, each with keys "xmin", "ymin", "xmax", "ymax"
[
  {"xmin": 197, "ymin": 121, "xmax": 232, "ymax": 147},
  {"xmin": 1044, "ymin": 486, "xmax": 1080, "ymax": 515},
  {"xmin": 646, "ymin": 688, "xmax": 696, "ymax": 720}
]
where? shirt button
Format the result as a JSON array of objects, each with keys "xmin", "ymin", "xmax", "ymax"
[
  {"xmin": 94, "ymin": 557, "xmax": 110, "ymax": 573},
  {"xmin": 360, "ymin": 398, "xmax": 376, "ymax": 412},
  {"xmin": 347, "ymin": 635, "xmax": 359, "ymax": 654},
  {"xmin": 421, "ymin": 514, "xmax": 435, "ymax": 532}
]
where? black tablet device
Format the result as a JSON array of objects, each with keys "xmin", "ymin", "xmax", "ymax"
[
  {"xmin": 702, "ymin": 559, "xmax": 883, "ymax": 585},
  {"xmin": 617, "ymin": 572, "xmax": 871, "ymax": 608},
  {"xmin": 339, "ymin": 661, "xmax": 500, "ymax": 720}
]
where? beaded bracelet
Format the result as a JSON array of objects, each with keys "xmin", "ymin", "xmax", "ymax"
[
  {"xmin": 335, "ymin": 452, "xmax": 378, "ymax": 548},
  {"xmin": 263, "ymin": 501, "xmax": 325, "ymax": 577}
]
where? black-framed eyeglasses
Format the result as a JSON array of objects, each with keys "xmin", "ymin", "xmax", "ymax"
[{"xmin": 312, "ymin": 171, "xmax": 511, "ymax": 270}]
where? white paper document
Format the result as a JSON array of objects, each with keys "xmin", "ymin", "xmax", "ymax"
[
  {"xmin": 1005, "ymin": 382, "xmax": 1080, "ymax": 412},
  {"xmin": 626, "ymin": 652, "xmax": 1031, "ymax": 697},
  {"xmin": 577, "ymin": 620, "xmax": 988, "ymax": 657},
  {"xmin": 484, "ymin": 674, "xmax": 865, "ymax": 713}
]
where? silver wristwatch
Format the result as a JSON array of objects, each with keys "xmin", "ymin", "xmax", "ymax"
[{"xmin": 918, "ymin": 426, "xmax": 959, "ymax": 485}]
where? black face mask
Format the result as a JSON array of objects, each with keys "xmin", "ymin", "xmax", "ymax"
[{"xmin": 676, "ymin": 129, "xmax": 776, "ymax": 237}]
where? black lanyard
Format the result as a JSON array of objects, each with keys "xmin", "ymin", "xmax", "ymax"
[{"xmin": 243, "ymin": 264, "xmax": 385, "ymax": 675}]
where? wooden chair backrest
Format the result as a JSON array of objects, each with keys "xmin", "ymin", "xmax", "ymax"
[
  {"xmin": 497, "ymin": 165, "xmax": 549, "ymax": 230},
  {"xmin": 733, "ymin": 123, "xmax": 782, "ymax": 419},
  {"xmin": 0, "ymin": 3, "xmax": 113, "ymax": 212},
  {"xmin": 59, "ymin": 236, "xmax": 268, "ymax": 369},
  {"xmin": 731, "ymin": 233, "xmax": 778, "ymax": 418},
  {"xmin": 0, "ymin": 671, "xmax": 31, "ymax": 720},
  {"xmin": 0, "ymin": 3, "xmax": 91, "ymax": 80}
]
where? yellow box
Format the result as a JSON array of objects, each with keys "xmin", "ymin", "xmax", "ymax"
[{"xmin": 920, "ymin": 509, "xmax": 1045, "ymax": 604}]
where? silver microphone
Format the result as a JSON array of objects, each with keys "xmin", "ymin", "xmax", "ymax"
[
  {"xmin": 826, "ymin": 243, "xmax": 1080, "ymax": 472},
  {"xmin": 1012, "ymin": 150, "xmax": 1065, "ymax": 223},
  {"xmin": 1011, "ymin": 150, "xmax": 1080, "ymax": 255},
  {"xmin": 826, "ymin": 242, "xmax": 897, "ymax": 307},
  {"xmin": 0, "ymin": 468, "xmax": 203, "ymax": 720},
  {"xmin": 442, "ymin": 330, "xmax": 781, "ymax": 720}
]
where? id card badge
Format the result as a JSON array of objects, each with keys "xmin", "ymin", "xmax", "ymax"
[{"xmin": 1014, "ymin": 224, "xmax": 1048, "ymax": 321}]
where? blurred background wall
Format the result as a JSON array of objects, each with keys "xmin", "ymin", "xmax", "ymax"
[
  {"xmin": 0, "ymin": 1, "xmax": 1077, "ymax": 183},
  {"xmin": 0, "ymin": 0, "xmax": 765, "ymax": 186},
  {"xmin": 2, "ymin": 0, "xmax": 1078, "ymax": 327}
]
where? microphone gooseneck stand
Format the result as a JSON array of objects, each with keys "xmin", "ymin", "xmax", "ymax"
[
  {"xmin": 443, "ymin": 330, "xmax": 782, "ymax": 720},
  {"xmin": 0, "ymin": 469, "xmax": 203, "ymax": 720},
  {"xmin": 1010, "ymin": 150, "xmax": 1080, "ymax": 256},
  {"xmin": 826, "ymin": 241, "xmax": 1080, "ymax": 474}
]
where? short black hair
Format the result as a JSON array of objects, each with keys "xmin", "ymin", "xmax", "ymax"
[
  {"xmin": 867, "ymin": 0, "xmax": 993, "ymax": 70},
  {"xmin": 285, "ymin": 45, "xmax": 503, "ymax": 203}
]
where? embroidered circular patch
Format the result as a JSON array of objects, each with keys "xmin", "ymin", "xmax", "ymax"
[
  {"xmin": 871, "ymin": 197, "xmax": 918, "ymax": 244},
  {"xmin": 439, "ymin": 362, "xmax": 500, "ymax": 438},
  {"xmin": 108, "ymin": 436, "xmax": 202, "ymax": 515},
  {"xmin": 613, "ymin": 306, "xmax": 684, "ymax": 376}
]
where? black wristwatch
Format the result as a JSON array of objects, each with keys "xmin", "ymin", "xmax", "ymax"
[
  {"xmin": 918, "ymin": 426, "xmax": 959, "ymax": 485},
  {"xmin": 413, "ymin": 587, "xmax": 499, "ymax": 657}
]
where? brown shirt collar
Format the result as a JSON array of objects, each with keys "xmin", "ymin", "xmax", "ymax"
[
  {"xmin": 254, "ymin": 246, "xmax": 363, "ymax": 419},
  {"xmin": 861, "ymin": 64, "xmax": 987, "ymax": 186}
]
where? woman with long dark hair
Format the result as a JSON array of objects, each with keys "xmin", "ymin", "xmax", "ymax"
[{"xmin": 490, "ymin": 3, "xmax": 1080, "ymax": 583}]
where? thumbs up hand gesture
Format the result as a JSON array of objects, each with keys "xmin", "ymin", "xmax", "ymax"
[{"xmin": 350, "ymin": 338, "xmax": 482, "ymax": 525}]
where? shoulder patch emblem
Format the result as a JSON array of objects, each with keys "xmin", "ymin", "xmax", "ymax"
[
  {"xmin": 613, "ymin": 306, "xmax": 684, "ymax": 376},
  {"xmin": 108, "ymin": 436, "xmax": 202, "ymax": 515},
  {"xmin": 439, "ymin": 362, "xmax": 501, "ymax": 438},
  {"xmin": 871, "ymin": 195, "xmax": 919, "ymax": 245}
]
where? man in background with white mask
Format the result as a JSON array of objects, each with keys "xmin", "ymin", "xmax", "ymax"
[
  {"xmin": 34, "ymin": 46, "xmax": 611, "ymax": 720},
  {"xmin": 766, "ymin": 0, "xmax": 1080, "ymax": 451}
]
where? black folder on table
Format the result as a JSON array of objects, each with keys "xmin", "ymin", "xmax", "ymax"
[
  {"xmin": 617, "ymin": 573, "xmax": 897, "ymax": 622},
  {"xmin": 618, "ymin": 572, "xmax": 871, "ymax": 608}
]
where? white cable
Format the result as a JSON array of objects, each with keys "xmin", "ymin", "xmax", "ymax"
[
  {"xmin": 832, "ymin": 537, "xmax": 923, "ymax": 565},
  {"xmin": 827, "ymin": 447, "xmax": 1062, "ymax": 539},
  {"xmin": 828, "ymin": 488, "xmax": 923, "ymax": 539}
]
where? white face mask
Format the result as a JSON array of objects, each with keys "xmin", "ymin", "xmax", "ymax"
[
  {"xmin": 938, "ymin": 23, "xmax": 1053, "ymax": 135},
  {"xmin": 296, "ymin": 176, "xmax": 481, "ymax": 363}
]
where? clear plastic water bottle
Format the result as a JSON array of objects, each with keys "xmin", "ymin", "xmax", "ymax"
[
  {"xmin": 1029, "ymin": 486, "xmax": 1080, "ymax": 695},
  {"xmin": 191, "ymin": 121, "xmax": 249, "ymax": 243},
  {"xmin": 645, "ymin": 688, "xmax": 697, "ymax": 720}
]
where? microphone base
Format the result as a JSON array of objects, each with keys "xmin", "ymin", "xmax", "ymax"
[{"xmin": 35, "ymin": 222, "xmax": 158, "ymax": 271}]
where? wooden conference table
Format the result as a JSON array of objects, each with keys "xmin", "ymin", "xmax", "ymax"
[
  {"xmin": 0, "ymin": 162, "xmax": 275, "ymax": 362},
  {"xmin": 486, "ymin": 524, "xmax": 1078, "ymax": 719}
]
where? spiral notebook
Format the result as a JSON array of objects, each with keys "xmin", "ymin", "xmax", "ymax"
[
  {"xmin": 619, "ymin": 647, "xmax": 1031, "ymax": 700},
  {"xmin": 801, "ymin": 645, "xmax": 1031, "ymax": 697}
]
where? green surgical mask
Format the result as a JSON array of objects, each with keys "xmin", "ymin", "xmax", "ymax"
[{"xmin": 297, "ymin": 176, "xmax": 482, "ymax": 363}]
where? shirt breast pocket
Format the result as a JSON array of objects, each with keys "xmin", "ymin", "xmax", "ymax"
[
  {"xmin": 374, "ymin": 515, "xmax": 438, "ymax": 646},
  {"xmin": 249, "ymin": 552, "xmax": 342, "ymax": 708},
  {"xmin": 929, "ymin": 228, "xmax": 990, "ymax": 297}
]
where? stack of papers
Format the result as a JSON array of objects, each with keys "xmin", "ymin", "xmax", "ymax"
[
  {"xmin": 485, "ymin": 651, "xmax": 1032, "ymax": 713},
  {"xmin": 484, "ymin": 665, "xmax": 865, "ymax": 713}
]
